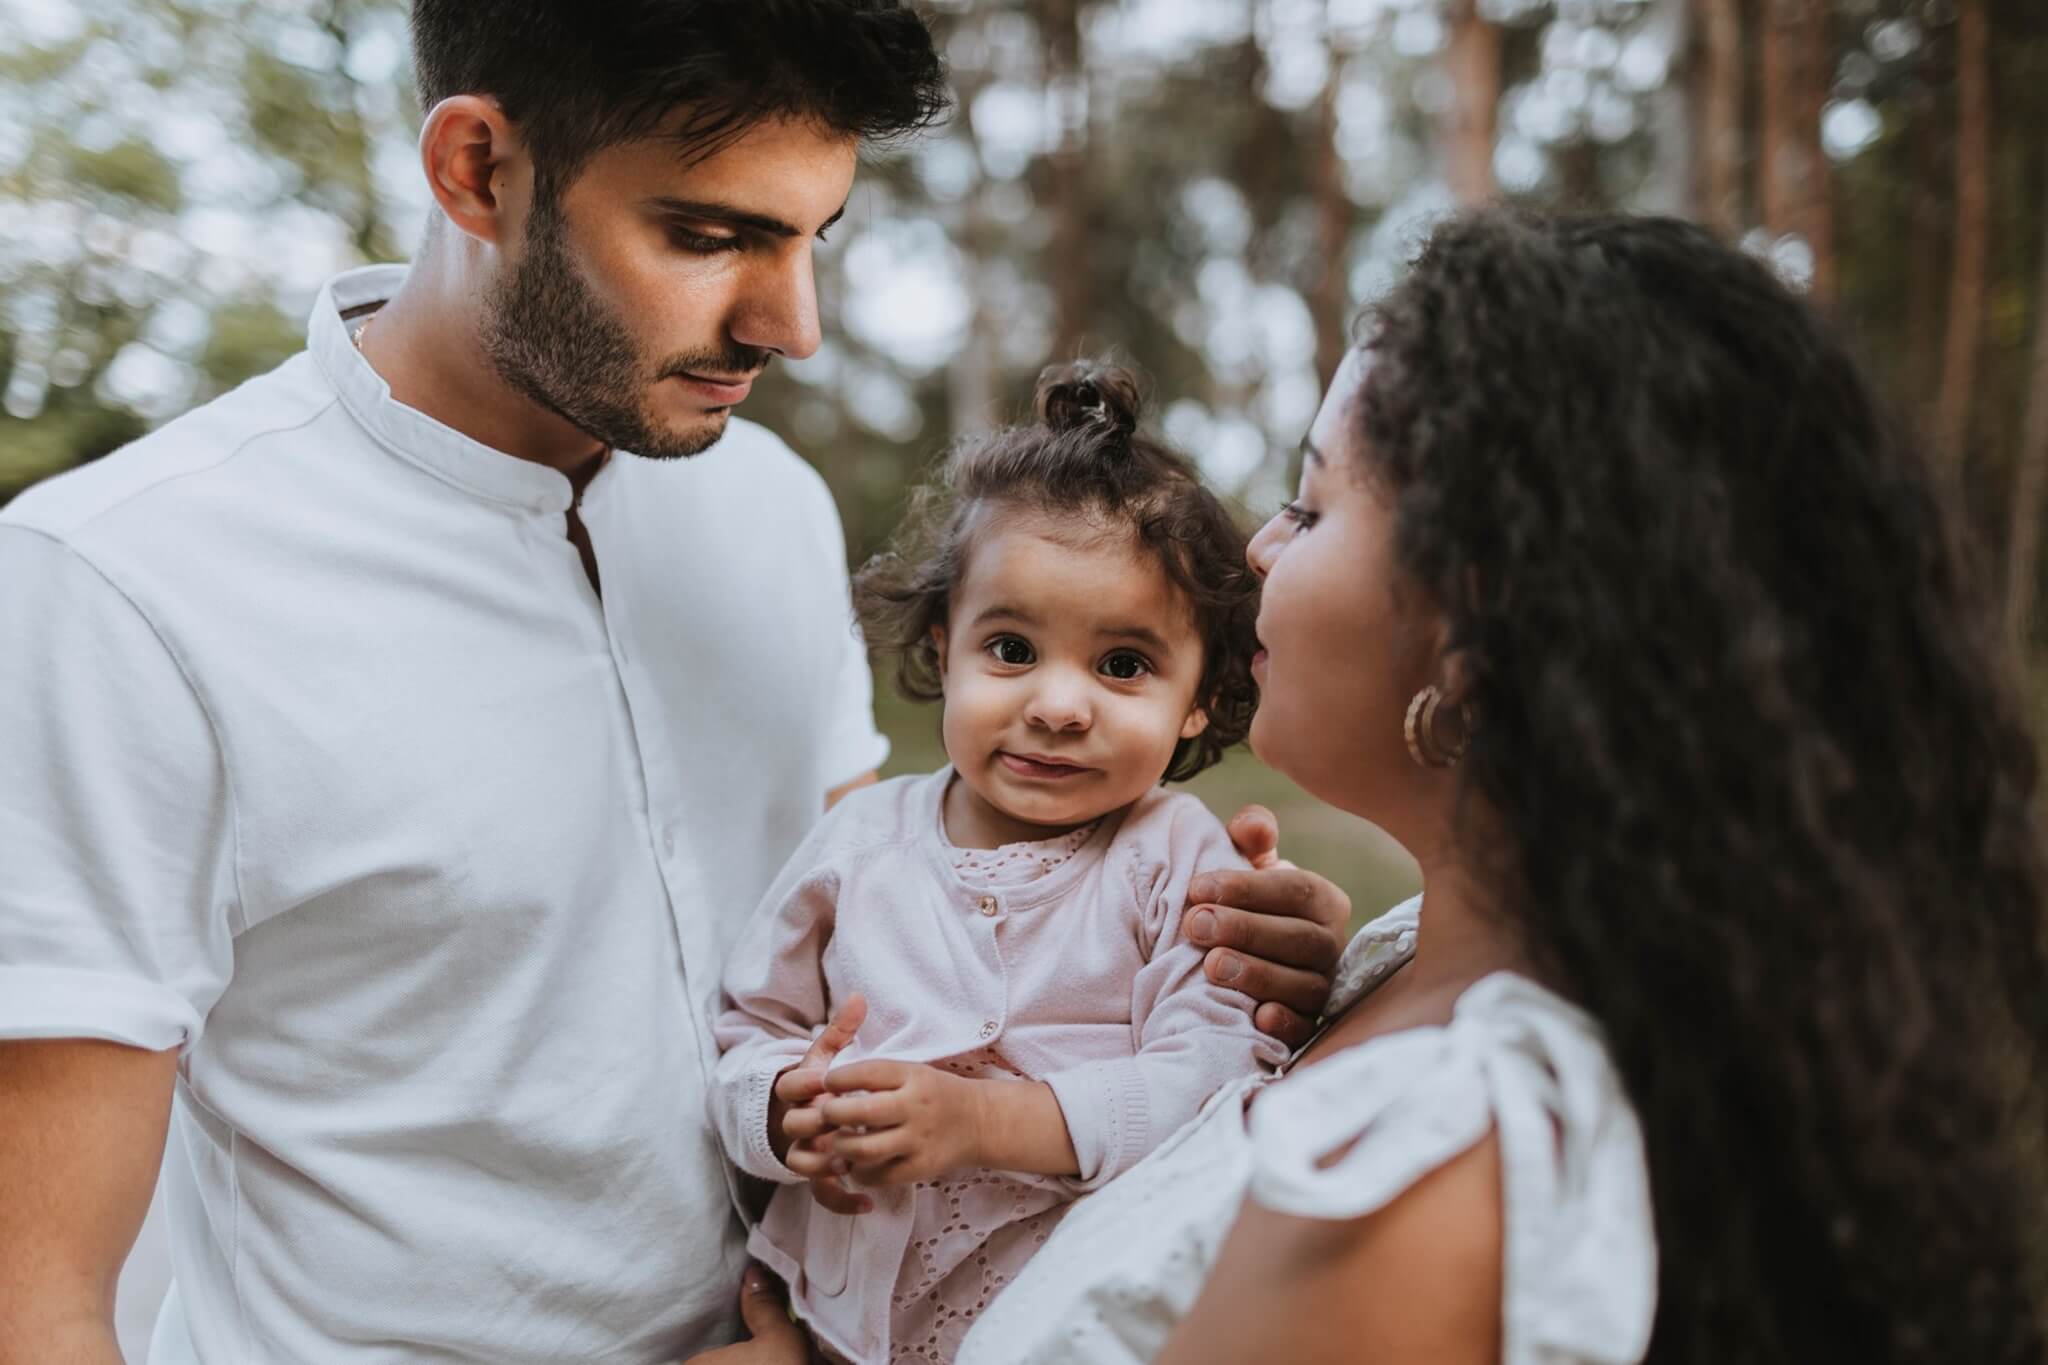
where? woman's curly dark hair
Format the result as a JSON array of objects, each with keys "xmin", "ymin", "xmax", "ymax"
[
  {"xmin": 854, "ymin": 359, "xmax": 1261, "ymax": 783},
  {"xmin": 1359, "ymin": 209, "xmax": 2048, "ymax": 1362}
]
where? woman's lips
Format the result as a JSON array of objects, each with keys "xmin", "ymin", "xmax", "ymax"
[{"xmin": 998, "ymin": 752, "xmax": 1093, "ymax": 780}]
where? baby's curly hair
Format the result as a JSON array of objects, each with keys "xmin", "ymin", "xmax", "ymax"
[{"xmin": 854, "ymin": 360, "xmax": 1260, "ymax": 783}]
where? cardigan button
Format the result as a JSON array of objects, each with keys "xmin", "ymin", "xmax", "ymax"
[
  {"xmin": 978, "ymin": 896, "xmax": 999, "ymax": 917},
  {"xmin": 979, "ymin": 1019, "xmax": 998, "ymax": 1039}
]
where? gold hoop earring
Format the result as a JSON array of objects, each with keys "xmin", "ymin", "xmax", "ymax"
[{"xmin": 1404, "ymin": 685, "xmax": 1472, "ymax": 768}]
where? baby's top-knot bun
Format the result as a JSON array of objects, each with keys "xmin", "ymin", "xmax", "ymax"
[{"xmin": 1034, "ymin": 360, "xmax": 1143, "ymax": 441}]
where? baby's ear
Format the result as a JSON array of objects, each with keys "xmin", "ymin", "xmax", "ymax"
[
  {"xmin": 1179, "ymin": 706, "xmax": 1210, "ymax": 740},
  {"xmin": 930, "ymin": 625, "xmax": 949, "ymax": 681}
]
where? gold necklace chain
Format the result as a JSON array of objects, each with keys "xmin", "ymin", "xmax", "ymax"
[{"xmin": 351, "ymin": 311, "xmax": 374, "ymax": 352}]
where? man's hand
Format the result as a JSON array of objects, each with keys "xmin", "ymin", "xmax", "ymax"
[
  {"xmin": 768, "ymin": 996, "xmax": 870, "ymax": 1215},
  {"xmin": 1183, "ymin": 805, "xmax": 1350, "ymax": 1049},
  {"xmin": 683, "ymin": 1264, "xmax": 815, "ymax": 1364},
  {"xmin": 796, "ymin": 1060, "xmax": 983, "ymax": 1188}
]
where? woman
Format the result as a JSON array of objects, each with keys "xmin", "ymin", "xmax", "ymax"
[{"xmin": 719, "ymin": 210, "xmax": 2048, "ymax": 1363}]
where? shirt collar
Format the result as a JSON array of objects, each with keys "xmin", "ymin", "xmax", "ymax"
[{"xmin": 308, "ymin": 264, "xmax": 582, "ymax": 515}]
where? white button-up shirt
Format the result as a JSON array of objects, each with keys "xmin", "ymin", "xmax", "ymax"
[{"xmin": 0, "ymin": 265, "xmax": 887, "ymax": 1363}]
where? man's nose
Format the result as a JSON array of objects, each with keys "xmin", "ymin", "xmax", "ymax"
[{"xmin": 728, "ymin": 245, "xmax": 822, "ymax": 361}]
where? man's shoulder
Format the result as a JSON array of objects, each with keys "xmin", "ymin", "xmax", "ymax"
[{"xmin": 2, "ymin": 353, "xmax": 332, "ymax": 545}]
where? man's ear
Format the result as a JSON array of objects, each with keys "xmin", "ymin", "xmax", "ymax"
[
  {"xmin": 418, "ymin": 94, "xmax": 529, "ymax": 247},
  {"xmin": 1179, "ymin": 706, "xmax": 1211, "ymax": 740}
]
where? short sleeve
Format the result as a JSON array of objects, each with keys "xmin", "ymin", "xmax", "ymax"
[
  {"xmin": 0, "ymin": 526, "xmax": 238, "ymax": 1052},
  {"xmin": 1246, "ymin": 974, "xmax": 1658, "ymax": 1364}
]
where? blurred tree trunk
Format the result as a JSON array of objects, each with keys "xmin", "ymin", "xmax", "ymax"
[
  {"xmin": 1440, "ymin": 0, "xmax": 1499, "ymax": 204},
  {"xmin": 1906, "ymin": 75, "xmax": 1948, "ymax": 422},
  {"xmin": 1936, "ymin": 0, "xmax": 1990, "ymax": 470},
  {"xmin": 1692, "ymin": 0, "xmax": 1744, "ymax": 236},
  {"xmin": 1644, "ymin": 0, "xmax": 1694, "ymax": 216},
  {"xmin": 1043, "ymin": 0, "xmax": 1090, "ymax": 359},
  {"xmin": 2005, "ymin": 206, "xmax": 2048, "ymax": 650},
  {"xmin": 1757, "ymin": 0, "xmax": 1834, "ymax": 294},
  {"xmin": 1312, "ymin": 42, "xmax": 1351, "ymax": 389}
]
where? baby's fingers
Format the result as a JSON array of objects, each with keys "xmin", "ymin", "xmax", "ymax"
[
  {"xmin": 780, "ymin": 1104, "xmax": 834, "ymax": 1144},
  {"xmin": 828, "ymin": 1126, "xmax": 912, "ymax": 1168},
  {"xmin": 773, "ymin": 1065, "xmax": 828, "ymax": 1107},
  {"xmin": 818, "ymin": 1091, "xmax": 903, "ymax": 1131},
  {"xmin": 784, "ymin": 1137, "xmax": 838, "ymax": 1180}
]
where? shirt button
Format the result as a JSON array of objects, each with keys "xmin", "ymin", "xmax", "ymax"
[
  {"xmin": 978, "ymin": 896, "xmax": 998, "ymax": 917},
  {"xmin": 978, "ymin": 1020, "xmax": 997, "ymax": 1040},
  {"xmin": 661, "ymin": 830, "xmax": 676, "ymax": 856}
]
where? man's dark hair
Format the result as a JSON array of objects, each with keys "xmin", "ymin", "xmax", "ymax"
[
  {"xmin": 409, "ymin": 1, "xmax": 950, "ymax": 198},
  {"xmin": 855, "ymin": 359, "xmax": 1262, "ymax": 784}
]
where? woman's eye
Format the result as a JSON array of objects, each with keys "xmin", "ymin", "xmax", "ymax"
[
  {"xmin": 988, "ymin": 637, "xmax": 1035, "ymax": 666},
  {"xmin": 1280, "ymin": 500, "xmax": 1319, "ymax": 530},
  {"xmin": 1100, "ymin": 651, "xmax": 1151, "ymax": 681}
]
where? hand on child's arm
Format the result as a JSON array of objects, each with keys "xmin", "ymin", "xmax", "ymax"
[
  {"xmin": 816, "ymin": 1064, "xmax": 1079, "ymax": 1186},
  {"xmin": 1183, "ymin": 805, "xmax": 1351, "ymax": 1049}
]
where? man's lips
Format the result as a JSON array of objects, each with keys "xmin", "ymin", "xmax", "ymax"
[
  {"xmin": 672, "ymin": 371, "xmax": 757, "ymax": 406},
  {"xmin": 997, "ymin": 752, "xmax": 1095, "ymax": 780}
]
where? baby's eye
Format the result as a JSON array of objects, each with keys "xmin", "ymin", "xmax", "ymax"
[
  {"xmin": 1100, "ymin": 651, "xmax": 1152, "ymax": 681},
  {"xmin": 987, "ymin": 636, "xmax": 1035, "ymax": 666}
]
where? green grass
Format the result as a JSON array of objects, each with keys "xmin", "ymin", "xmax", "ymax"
[{"xmin": 871, "ymin": 670, "xmax": 1421, "ymax": 935}]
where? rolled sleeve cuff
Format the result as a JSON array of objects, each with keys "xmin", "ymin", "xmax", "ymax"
[
  {"xmin": 728, "ymin": 1055, "xmax": 808, "ymax": 1186},
  {"xmin": 1044, "ymin": 1056, "xmax": 1150, "ymax": 1190},
  {"xmin": 0, "ymin": 965, "xmax": 200, "ymax": 1052}
]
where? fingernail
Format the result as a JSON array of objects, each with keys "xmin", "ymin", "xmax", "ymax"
[
  {"xmin": 859, "ymin": 1198, "xmax": 874, "ymax": 1213},
  {"xmin": 1189, "ymin": 908, "xmax": 1216, "ymax": 943},
  {"xmin": 743, "ymin": 1266, "xmax": 766, "ymax": 1291},
  {"xmin": 1215, "ymin": 953, "xmax": 1243, "ymax": 983},
  {"xmin": 832, "ymin": 1157, "xmax": 850, "ymax": 1174}
]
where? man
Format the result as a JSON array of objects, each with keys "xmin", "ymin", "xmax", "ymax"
[{"xmin": 0, "ymin": 4, "xmax": 1348, "ymax": 1361}]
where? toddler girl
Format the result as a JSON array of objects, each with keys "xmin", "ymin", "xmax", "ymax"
[{"xmin": 709, "ymin": 361, "xmax": 1287, "ymax": 1364}]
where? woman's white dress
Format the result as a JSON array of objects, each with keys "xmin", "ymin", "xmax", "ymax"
[{"xmin": 956, "ymin": 897, "xmax": 1658, "ymax": 1364}]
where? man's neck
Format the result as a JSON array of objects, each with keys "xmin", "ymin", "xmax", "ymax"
[{"xmin": 356, "ymin": 245, "xmax": 608, "ymax": 478}]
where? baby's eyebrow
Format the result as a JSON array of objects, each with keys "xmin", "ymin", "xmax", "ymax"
[{"xmin": 1097, "ymin": 623, "xmax": 1173, "ymax": 654}]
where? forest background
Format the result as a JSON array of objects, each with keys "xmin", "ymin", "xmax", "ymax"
[{"xmin": 5, "ymin": 0, "xmax": 2047, "ymax": 925}]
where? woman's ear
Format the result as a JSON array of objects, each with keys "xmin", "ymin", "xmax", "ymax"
[{"xmin": 1179, "ymin": 706, "xmax": 1211, "ymax": 740}]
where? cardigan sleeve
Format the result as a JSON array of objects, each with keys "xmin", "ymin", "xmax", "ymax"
[
  {"xmin": 1042, "ymin": 796, "xmax": 1289, "ymax": 1189},
  {"xmin": 709, "ymin": 817, "xmax": 849, "ymax": 1185}
]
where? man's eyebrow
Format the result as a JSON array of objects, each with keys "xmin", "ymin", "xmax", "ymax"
[{"xmin": 650, "ymin": 196, "xmax": 848, "ymax": 239}]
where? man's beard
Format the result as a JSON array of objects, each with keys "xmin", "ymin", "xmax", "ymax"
[{"xmin": 480, "ymin": 192, "xmax": 770, "ymax": 462}]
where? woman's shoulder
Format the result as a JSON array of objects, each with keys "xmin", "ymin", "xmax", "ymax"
[{"xmin": 1251, "ymin": 968, "xmax": 1658, "ymax": 1362}]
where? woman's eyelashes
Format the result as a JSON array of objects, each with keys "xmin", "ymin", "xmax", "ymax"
[{"xmin": 1279, "ymin": 499, "xmax": 1320, "ymax": 531}]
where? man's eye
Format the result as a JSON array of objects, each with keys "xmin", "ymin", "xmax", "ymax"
[
  {"xmin": 669, "ymin": 224, "xmax": 742, "ymax": 254},
  {"xmin": 988, "ymin": 637, "xmax": 1034, "ymax": 666},
  {"xmin": 1100, "ymin": 651, "xmax": 1151, "ymax": 680}
]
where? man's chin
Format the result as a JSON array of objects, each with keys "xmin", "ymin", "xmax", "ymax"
[{"xmin": 623, "ymin": 409, "xmax": 732, "ymax": 462}]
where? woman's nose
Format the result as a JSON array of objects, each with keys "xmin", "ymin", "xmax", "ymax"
[{"xmin": 1246, "ymin": 511, "xmax": 1287, "ymax": 580}]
